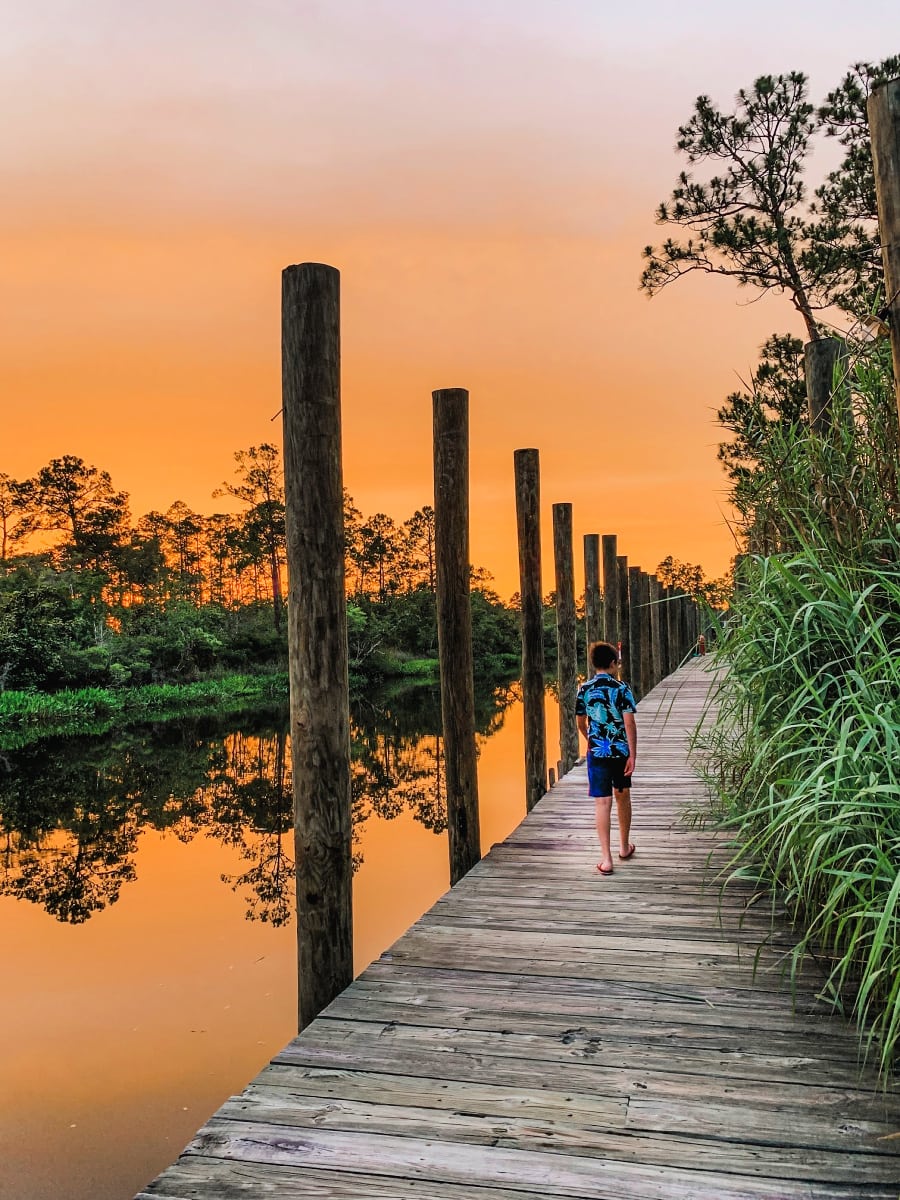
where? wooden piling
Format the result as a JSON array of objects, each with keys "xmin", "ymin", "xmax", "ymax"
[
  {"xmin": 602, "ymin": 534, "xmax": 619, "ymax": 650},
  {"xmin": 553, "ymin": 503, "xmax": 579, "ymax": 774},
  {"xmin": 628, "ymin": 567, "xmax": 643, "ymax": 700},
  {"xmin": 583, "ymin": 534, "xmax": 601, "ymax": 675},
  {"xmin": 617, "ymin": 555, "xmax": 629, "ymax": 682},
  {"xmin": 680, "ymin": 594, "xmax": 692, "ymax": 661},
  {"xmin": 668, "ymin": 589, "xmax": 683, "ymax": 669},
  {"xmin": 433, "ymin": 388, "xmax": 481, "ymax": 885},
  {"xmin": 659, "ymin": 585, "xmax": 668, "ymax": 675},
  {"xmin": 514, "ymin": 449, "xmax": 547, "ymax": 812},
  {"xmin": 661, "ymin": 584, "xmax": 672, "ymax": 678},
  {"xmin": 282, "ymin": 262, "xmax": 353, "ymax": 1032},
  {"xmin": 805, "ymin": 338, "xmax": 845, "ymax": 434},
  {"xmin": 639, "ymin": 571, "xmax": 653, "ymax": 699},
  {"xmin": 649, "ymin": 575, "xmax": 664, "ymax": 686},
  {"xmin": 868, "ymin": 77, "xmax": 900, "ymax": 424}
]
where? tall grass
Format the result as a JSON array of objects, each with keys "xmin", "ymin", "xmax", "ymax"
[{"xmin": 700, "ymin": 344, "xmax": 900, "ymax": 1079}]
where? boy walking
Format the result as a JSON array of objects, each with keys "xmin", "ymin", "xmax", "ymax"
[{"xmin": 575, "ymin": 642, "xmax": 638, "ymax": 876}]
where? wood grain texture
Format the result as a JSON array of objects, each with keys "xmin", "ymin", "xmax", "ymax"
[
  {"xmin": 601, "ymin": 533, "xmax": 619, "ymax": 651},
  {"xmin": 433, "ymin": 389, "xmax": 480, "ymax": 884},
  {"xmin": 649, "ymin": 575, "xmax": 665, "ymax": 687},
  {"xmin": 616, "ymin": 554, "xmax": 629, "ymax": 680},
  {"xmin": 583, "ymin": 533, "xmax": 601, "ymax": 676},
  {"xmin": 553, "ymin": 503, "xmax": 579, "ymax": 774},
  {"xmin": 281, "ymin": 262, "xmax": 353, "ymax": 1031},
  {"xmin": 665, "ymin": 586, "xmax": 678, "ymax": 675},
  {"xmin": 639, "ymin": 569, "xmax": 652, "ymax": 699},
  {"xmin": 139, "ymin": 661, "xmax": 900, "ymax": 1200},
  {"xmin": 514, "ymin": 449, "xmax": 547, "ymax": 810},
  {"xmin": 627, "ymin": 566, "xmax": 643, "ymax": 700},
  {"xmin": 804, "ymin": 337, "xmax": 844, "ymax": 435}
]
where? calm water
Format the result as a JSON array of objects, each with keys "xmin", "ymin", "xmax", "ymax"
[{"xmin": 0, "ymin": 683, "xmax": 553, "ymax": 1200}]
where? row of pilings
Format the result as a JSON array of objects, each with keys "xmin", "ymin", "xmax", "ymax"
[
  {"xmin": 281, "ymin": 261, "xmax": 708, "ymax": 1034},
  {"xmin": 513, "ymin": 447, "xmax": 706, "ymax": 811}
]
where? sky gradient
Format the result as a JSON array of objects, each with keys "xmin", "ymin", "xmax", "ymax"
[{"xmin": 3, "ymin": 1, "xmax": 895, "ymax": 594}]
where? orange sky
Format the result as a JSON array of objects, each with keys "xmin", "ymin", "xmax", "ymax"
[{"xmin": 3, "ymin": 2, "xmax": 894, "ymax": 595}]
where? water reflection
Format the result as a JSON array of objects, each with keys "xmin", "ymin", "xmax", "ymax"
[{"xmin": 0, "ymin": 682, "xmax": 516, "ymax": 926}]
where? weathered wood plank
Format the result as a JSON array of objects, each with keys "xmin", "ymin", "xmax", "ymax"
[
  {"xmin": 138, "ymin": 1156, "xmax": 600, "ymax": 1199},
  {"xmin": 277, "ymin": 1015, "xmax": 882, "ymax": 1092},
  {"xmin": 212, "ymin": 1087, "xmax": 896, "ymax": 1183},
  {"xmin": 182, "ymin": 1119, "xmax": 881, "ymax": 1200},
  {"xmin": 138, "ymin": 660, "xmax": 900, "ymax": 1199}
]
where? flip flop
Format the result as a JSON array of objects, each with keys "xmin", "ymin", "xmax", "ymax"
[
  {"xmin": 596, "ymin": 863, "xmax": 614, "ymax": 876},
  {"xmin": 618, "ymin": 844, "xmax": 636, "ymax": 861}
]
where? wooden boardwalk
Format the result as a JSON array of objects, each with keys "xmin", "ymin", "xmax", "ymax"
[{"xmin": 140, "ymin": 660, "xmax": 900, "ymax": 1199}]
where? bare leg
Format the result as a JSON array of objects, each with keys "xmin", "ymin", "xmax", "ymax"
[
  {"xmin": 614, "ymin": 787, "xmax": 632, "ymax": 855},
  {"xmin": 594, "ymin": 796, "xmax": 613, "ymax": 872}
]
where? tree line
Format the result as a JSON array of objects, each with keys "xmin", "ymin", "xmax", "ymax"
[
  {"xmin": 0, "ymin": 446, "xmax": 449, "ymax": 618},
  {"xmin": 0, "ymin": 445, "xmax": 525, "ymax": 693}
]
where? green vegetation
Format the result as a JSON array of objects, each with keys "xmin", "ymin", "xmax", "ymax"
[
  {"xmin": 0, "ymin": 674, "xmax": 289, "ymax": 748},
  {"xmin": 0, "ymin": 447, "xmax": 521, "ymax": 736},
  {"xmin": 647, "ymin": 55, "xmax": 900, "ymax": 1077},
  {"xmin": 700, "ymin": 507, "xmax": 900, "ymax": 1078}
]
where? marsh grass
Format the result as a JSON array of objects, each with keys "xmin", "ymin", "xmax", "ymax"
[
  {"xmin": 698, "ymin": 343, "xmax": 900, "ymax": 1080},
  {"xmin": 700, "ymin": 530, "xmax": 900, "ymax": 1079},
  {"xmin": 0, "ymin": 674, "xmax": 289, "ymax": 748}
]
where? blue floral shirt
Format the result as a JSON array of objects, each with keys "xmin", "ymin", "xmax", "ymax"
[{"xmin": 575, "ymin": 673, "xmax": 637, "ymax": 758}]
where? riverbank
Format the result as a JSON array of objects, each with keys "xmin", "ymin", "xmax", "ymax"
[
  {"xmin": 0, "ymin": 674, "xmax": 291, "ymax": 748},
  {"xmin": 0, "ymin": 657, "xmax": 444, "ymax": 748}
]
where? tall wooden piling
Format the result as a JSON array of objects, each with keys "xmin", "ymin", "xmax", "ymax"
[
  {"xmin": 639, "ymin": 571, "xmax": 653, "ymax": 699},
  {"xmin": 514, "ymin": 449, "xmax": 547, "ymax": 810},
  {"xmin": 282, "ymin": 262, "xmax": 352, "ymax": 1032},
  {"xmin": 661, "ymin": 584, "xmax": 672, "ymax": 678},
  {"xmin": 433, "ymin": 388, "xmax": 481, "ymax": 884},
  {"xmin": 628, "ymin": 567, "xmax": 643, "ymax": 700},
  {"xmin": 668, "ymin": 589, "xmax": 682, "ymax": 669},
  {"xmin": 680, "ymin": 594, "xmax": 691, "ymax": 661},
  {"xmin": 868, "ymin": 77, "xmax": 900, "ymax": 423},
  {"xmin": 602, "ymin": 534, "xmax": 619, "ymax": 649},
  {"xmin": 583, "ymin": 534, "xmax": 601, "ymax": 675},
  {"xmin": 805, "ymin": 338, "xmax": 845, "ymax": 434},
  {"xmin": 617, "ymin": 555, "xmax": 629, "ymax": 681},
  {"xmin": 662, "ymin": 587, "xmax": 674, "ymax": 674},
  {"xmin": 649, "ymin": 575, "xmax": 664, "ymax": 686},
  {"xmin": 553, "ymin": 504, "xmax": 579, "ymax": 774}
]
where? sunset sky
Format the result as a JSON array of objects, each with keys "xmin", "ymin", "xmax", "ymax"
[{"xmin": 3, "ymin": 1, "xmax": 894, "ymax": 595}]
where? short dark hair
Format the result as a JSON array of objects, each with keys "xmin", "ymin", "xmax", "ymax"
[{"xmin": 590, "ymin": 641, "xmax": 618, "ymax": 670}]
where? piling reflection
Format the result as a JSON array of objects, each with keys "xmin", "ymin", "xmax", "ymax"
[{"xmin": 0, "ymin": 682, "xmax": 516, "ymax": 925}]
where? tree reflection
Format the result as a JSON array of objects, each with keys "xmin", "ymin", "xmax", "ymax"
[{"xmin": 0, "ymin": 681, "xmax": 516, "ymax": 924}]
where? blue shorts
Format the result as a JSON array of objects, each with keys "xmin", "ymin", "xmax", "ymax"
[{"xmin": 587, "ymin": 753, "xmax": 632, "ymax": 798}]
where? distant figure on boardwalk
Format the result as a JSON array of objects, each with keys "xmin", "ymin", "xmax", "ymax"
[{"xmin": 575, "ymin": 641, "xmax": 638, "ymax": 877}]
